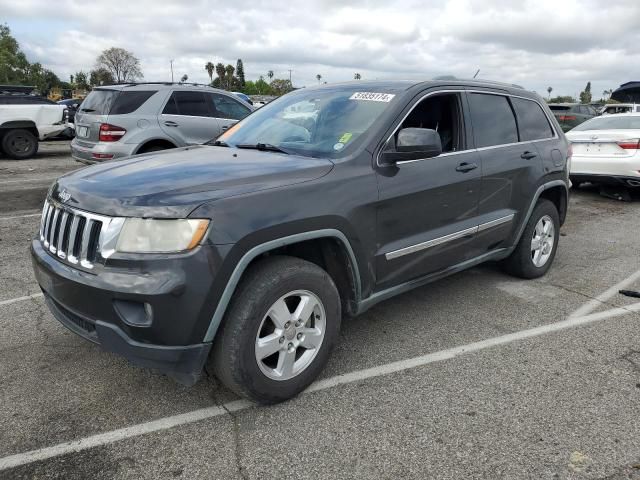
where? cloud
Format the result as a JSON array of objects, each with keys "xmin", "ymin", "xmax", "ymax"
[{"xmin": 3, "ymin": 0, "xmax": 638, "ymax": 96}]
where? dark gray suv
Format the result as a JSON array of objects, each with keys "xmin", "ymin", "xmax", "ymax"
[
  {"xmin": 71, "ymin": 83, "xmax": 253, "ymax": 163},
  {"xmin": 33, "ymin": 79, "xmax": 570, "ymax": 404}
]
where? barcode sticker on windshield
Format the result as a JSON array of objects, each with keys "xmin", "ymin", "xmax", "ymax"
[{"xmin": 349, "ymin": 92, "xmax": 395, "ymax": 102}]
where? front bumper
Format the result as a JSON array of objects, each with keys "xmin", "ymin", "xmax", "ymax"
[{"xmin": 31, "ymin": 239, "xmax": 220, "ymax": 385}]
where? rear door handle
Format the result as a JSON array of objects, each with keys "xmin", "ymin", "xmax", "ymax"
[
  {"xmin": 455, "ymin": 162, "xmax": 478, "ymax": 173},
  {"xmin": 521, "ymin": 151, "xmax": 537, "ymax": 160},
  {"xmin": 164, "ymin": 121, "xmax": 179, "ymax": 127}
]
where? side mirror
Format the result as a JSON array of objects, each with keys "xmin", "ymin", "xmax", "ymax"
[
  {"xmin": 73, "ymin": 103, "xmax": 80, "ymax": 109},
  {"xmin": 380, "ymin": 128, "xmax": 442, "ymax": 165}
]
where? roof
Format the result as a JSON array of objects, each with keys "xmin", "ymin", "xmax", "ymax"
[{"xmin": 94, "ymin": 82, "xmax": 229, "ymax": 94}]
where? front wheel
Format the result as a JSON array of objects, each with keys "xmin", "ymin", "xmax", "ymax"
[
  {"xmin": 501, "ymin": 199, "xmax": 560, "ymax": 279},
  {"xmin": 210, "ymin": 256, "xmax": 341, "ymax": 404}
]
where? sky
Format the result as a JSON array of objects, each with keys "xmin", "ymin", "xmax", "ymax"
[{"xmin": 2, "ymin": 0, "xmax": 639, "ymax": 98}]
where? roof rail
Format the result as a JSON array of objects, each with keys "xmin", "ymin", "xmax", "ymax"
[{"xmin": 108, "ymin": 82, "xmax": 215, "ymax": 88}]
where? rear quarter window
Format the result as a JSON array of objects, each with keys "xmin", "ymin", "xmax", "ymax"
[
  {"xmin": 80, "ymin": 89, "xmax": 118, "ymax": 114},
  {"xmin": 511, "ymin": 98, "xmax": 554, "ymax": 141},
  {"xmin": 468, "ymin": 93, "xmax": 518, "ymax": 148},
  {"xmin": 109, "ymin": 91, "xmax": 157, "ymax": 115}
]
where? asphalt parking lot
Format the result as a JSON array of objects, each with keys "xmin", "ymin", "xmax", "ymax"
[{"xmin": 1, "ymin": 143, "xmax": 640, "ymax": 480}]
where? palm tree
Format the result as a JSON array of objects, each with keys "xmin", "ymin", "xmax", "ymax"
[
  {"xmin": 205, "ymin": 62, "xmax": 215, "ymax": 83},
  {"xmin": 316, "ymin": 74, "xmax": 322, "ymax": 83},
  {"xmin": 225, "ymin": 64, "xmax": 235, "ymax": 90},
  {"xmin": 603, "ymin": 89, "xmax": 613, "ymax": 100},
  {"xmin": 547, "ymin": 86, "xmax": 553, "ymax": 100},
  {"xmin": 354, "ymin": 73, "xmax": 361, "ymax": 80},
  {"xmin": 180, "ymin": 74, "xmax": 188, "ymax": 83},
  {"xmin": 267, "ymin": 70, "xmax": 274, "ymax": 82}
]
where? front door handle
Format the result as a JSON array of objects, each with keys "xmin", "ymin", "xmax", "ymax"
[
  {"xmin": 164, "ymin": 121, "xmax": 179, "ymax": 127},
  {"xmin": 221, "ymin": 125, "xmax": 230, "ymax": 131},
  {"xmin": 455, "ymin": 162, "xmax": 478, "ymax": 173},
  {"xmin": 521, "ymin": 151, "xmax": 537, "ymax": 160}
]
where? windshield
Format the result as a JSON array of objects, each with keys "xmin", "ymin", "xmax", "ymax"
[
  {"xmin": 572, "ymin": 116, "xmax": 640, "ymax": 131},
  {"xmin": 213, "ymin": 87, "xmax": 398, "ymax": 158}
]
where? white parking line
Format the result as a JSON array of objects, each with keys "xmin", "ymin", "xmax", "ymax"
[
  {"xmin": 569, "ymin": 268, "xmax": 640, "ymax": 318},
  {"xmin": 1, "ymin": 301, "xmax": 639, "ymax": 471},
  {"xmin": 0, "ymin": 293, "xmax": 44, "ymax": 307},
  {"xmin": 0, "ymin": 177, "xmax": 56, "ymax": 185},
  {"xmin": 0, "ymin": 213, "xmax": 41, "ymax": 221}
]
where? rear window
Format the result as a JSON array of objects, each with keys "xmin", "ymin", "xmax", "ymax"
[
  {"xmin": 511, "ymin": 98, "xmax": 554, "ymax": 141},
  {"xmin": 80, "ymin": 89, "xmax": 118, "ymax": 115},
  {"xmin": 0, "ymin": 96, "xmax": 54, "ymax": 105},
  {"xmin": 572, "ymin": 116, "xmax": 640, "ymax": 131},
  {"xmin": 79, "ymin": 89, "xmax": 156, "ymax": 115},
  {"xmin": 468, "ymin": 93, "xmax": 518, "ymax": 148}
]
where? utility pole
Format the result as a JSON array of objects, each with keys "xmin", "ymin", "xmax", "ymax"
[
  {"xmin": 288, "ymin": 69, "xmax": 292, "ymax": 85},
  {"xmin": 170, "ymin": 60, "xmax": 174, "ymax": 82}
]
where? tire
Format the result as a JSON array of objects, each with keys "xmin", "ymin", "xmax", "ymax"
[
  {"xmin": 138, "ymin": 144, "xmax": 172, "ymax": 154},
  {"xmin": 501, "ymin": 199, "xmax": 560, "ymax": 279},
  {"xmin": 1, "ymin": 129, "xmax": 38, "ymax": 160},
  {"xmin": 210, "ymin": 255, "xmax": 341, "ymax": 404}
]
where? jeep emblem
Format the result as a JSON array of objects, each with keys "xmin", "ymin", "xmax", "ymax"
[{"xmin": 58, "ymin": 189, "xmax": 71, "ymax": 203}]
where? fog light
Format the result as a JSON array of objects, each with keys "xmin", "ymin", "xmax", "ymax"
[{"xmin": 113, "ymin": 299, "xmax": 153, "ymax": 327}]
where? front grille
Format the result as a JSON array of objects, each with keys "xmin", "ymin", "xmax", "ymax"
[{"xmin": 39, "ymin": 199, "xmax": 104, "ymax": 269}]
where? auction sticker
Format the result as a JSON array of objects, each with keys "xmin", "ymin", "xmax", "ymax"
[{"xmin": 349, "ymin": 92, "xmax": 395, "ymax": 102}]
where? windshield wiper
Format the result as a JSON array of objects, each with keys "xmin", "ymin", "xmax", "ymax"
[
  {"xmin": 207, "ymin": 139, "xmax": 229, "ymax": 147},
  {"xmin": 236, "ymin": 143, "xmax": 290, "ymax": 155}
]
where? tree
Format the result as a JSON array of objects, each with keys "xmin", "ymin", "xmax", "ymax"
[
  {"xmin": 354, "ymin": 72, "xmax": 361, "ymax": 80},
  {"xmin": 215, "ymin": 63, "xmax": 226, "ymax": 84},
  {"xmin": 548, "ymin": 95, "xmax": 575, "ymax": 103},
  {"xmin": 180, "ymin": 74, "xmax": 188, "ymax": 83},
  {"xmin": 270, "ymin": 78, "xmax": 293, "ymax": 96},
  {"xmin": 316, "ymin": 74, "xmax": 322, "ymax": 83},
  {"xmin": 89, "ymin": 68, "xmax": 114, "ymax": 86},
  {"xmin": 547, "ymin": 86, "xmax": 552, "ymax": 99},
  {"xmin": 236, "ymin": 59, "xmax": 245, "ymax": 88},
  {"xmin": 205, "ymin": 62, "xmax": 215, "ymax": 83},
  {"xmin": 225, "ymin": 64, "xmax": 235, "ymax": 89},
  {"xmin": 95, "ymin": 47, "xmax": 143, "ymax": 83},
  {"xmin": 602, "ymin": 89, "xmax": 613, "ymax": 100},
  {"xmin": 579, "ymin": 81, "xmax": 592, "ymax": 104},
  {"xmin": 267, "ymin": 70, "xmax": 274, "ymax": 82},
  {"xmin": 73, "ymin": 71, "xmax": 89, "ymax": 90}
]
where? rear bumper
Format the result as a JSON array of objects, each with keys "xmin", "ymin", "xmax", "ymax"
[
  {"xmin": 71, "ymin": 138, "xmax": 137, "ymax": 164},
  {"xmin": 570, "ymin": 174, "xmax": 640, "ymax": 187},
  {"xmin": 31, "ymin": 238, "xmax": 220, "ymax": 385}
]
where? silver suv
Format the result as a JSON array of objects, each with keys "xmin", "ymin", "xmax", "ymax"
[{"xmin": 71, "ymin": 83, "xmax": 253, "ymax": 164}]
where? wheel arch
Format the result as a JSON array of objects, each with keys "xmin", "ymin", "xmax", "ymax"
[
  {"xmin": 0, "ymin": 121, "xmax": 39, "ymax": 138},
  {"xmin": 513, "ymin": 180, "xmax": 568, "ymax": 247},
  {"xmin": 134, "ymin": 137, "xmax": 178, "ymax": 154},
  {"xmin": 202, "ymin": 229, "xmax": 362, "ymax": 343}
]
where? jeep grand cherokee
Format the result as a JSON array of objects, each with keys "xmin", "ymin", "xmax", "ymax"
[{"xmin": 32, "ymin": 80, "xmax": 570, "ymax": 404}]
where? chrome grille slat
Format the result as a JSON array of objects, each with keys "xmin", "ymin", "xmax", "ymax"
[
  {"xmin": 48, "ymin": 209, "xmax": 60, "ymax": 253},
  {"xmin": 67, "ymin": 216, "xmax": 80, "ymax": 264},
  {"xmin": 38, "ymin": 199, "xmax": 111, "ymax": 270},
  {"xmin": 79, "ymin": 219, "xmax": 94, "ymax": 269},
  {"xmin": 56, "ymin": 212, "xmax": 70, "ymax": 259}
]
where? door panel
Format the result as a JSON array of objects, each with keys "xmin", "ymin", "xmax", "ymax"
[{"xmin": 375, "ymin": 150, "xmax": 482, "ymax": 289}]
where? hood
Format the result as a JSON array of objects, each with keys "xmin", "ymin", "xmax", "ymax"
[{"xmin": 52, "ymin": 145, "xmax": 333, "ymax": 217}]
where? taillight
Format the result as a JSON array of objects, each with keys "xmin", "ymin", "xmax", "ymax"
[
  {"xmin": 99, "ymin": 123, "xmax": 126, "ymax": 142},
  {"xmin": 617, "ymin": 139, "xmax": 640, "ymax": 150},
  {"xmin": 559, "ymin": 115, "xmax": 576, "ymax": 121}
]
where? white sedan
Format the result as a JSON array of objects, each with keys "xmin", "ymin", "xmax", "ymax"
[{"xmin": 566, "ymin": 113, "xmax": 640, "ymax": 188}]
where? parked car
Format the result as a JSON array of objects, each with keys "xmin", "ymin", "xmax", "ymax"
[
  {"xmin": 0, "ymin": 93, "xmax": 68, "ymax": 159},
  {"xmin": 71, "ymin": 83, "xmax": 253, "ymax": 164},
  {"xmin": 566, "ymin": 113, "xmax": 640, "ymax": 187},
  {"xmin": 32, "ymin": 80, "xmax": 569, "ymax": 403},
  {"xmin": 548, "ymin": 103, "xmax": 598, "ymax": 132},
  {"xmin": 232, "ymin": 92, "xmax": 253, "ymax": 105},
  {"xmin": 601, "ymin": 104, "xmax": 640, "ymax": 115},
  {"xmin": 57, "ymin": 98, "xmax": 83, "ymax": 123}
]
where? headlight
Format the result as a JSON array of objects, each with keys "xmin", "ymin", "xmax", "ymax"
[{"xmin": 116, "ymin": 218, "xmax": 209, "ymax": 253}]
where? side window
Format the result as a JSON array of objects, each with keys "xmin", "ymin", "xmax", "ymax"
[
  {"xmin": 467, "ymin": 93, "xmax": 518, "ymax": 148},
  {"xmin": 210, "ymin": 93, "xmax": 251, "ymax": 120},
  {"xmin": 163, "ymin": 91, "xmax": 211, "ymax": 117},
  {"xmin": 110, "ymin": 91, "xmax": 156, "ymax": 115},
  {"xmin": 511, "ymin": 97, "xmax": 554, "ymax": 141},
  {"xmin": 398, "ymin": 93, "xmax": 463, "ymax": 153}
]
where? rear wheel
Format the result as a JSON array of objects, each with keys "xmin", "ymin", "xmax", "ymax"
[
  {"xmin": 2, "ymin": 129, "xmax": 38, "ymax": 159},
  {"xmin": 210, "ymin": 256, "xmax": 341, "ymax": 404},
  {"xmin": 502, "ymin": 199, "xmax": 560, "ymax": 279}
]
